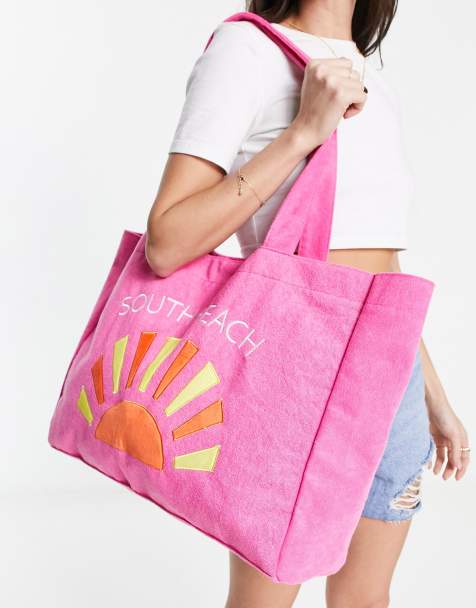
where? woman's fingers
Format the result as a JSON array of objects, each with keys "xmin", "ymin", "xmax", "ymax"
[
  {"xmin": 342, "ymin": 78, "xmax": 368, "ymax": 118},
  {"xmin": 454, "ymin": 430, "xmax": 470, "ymax": 480},
  {"xmin": 438, "ymin": 432, "xmax": 470, "ymax": 480},
  {"xmin": 433, "ymin": 444, "xmax": 447, "ymax": 475},
  {"xmin": 328, "ymin": 67, "xmax": 362, "ymax": 80},
  {"xmin": 343, "ymin": 103, "xmax": 364, "ymax": 119},
  {"xmin": 430, "ymin": 419, "xmax": 470, "ymax": 480},
  {"xmin": 310, "ymin": 57, "xmax": 354, "ymax": 69},
  {"xmin": 433, "ymin": 445, "xmax": 470, "ymax": 480},
  {"xmin": 309, "ymin": 58, "xmax": 362, "ymax": 84},
  {"xmin": 455, "ymin": 453, "xmax": 470, "ymax": 480},
  {"xmin": 442, "ymin": 449, "xmax": 457, "ymax": 480},
  {"xmin": 447, "ymin": 437, "xmax": 462, "ymax": 474}
]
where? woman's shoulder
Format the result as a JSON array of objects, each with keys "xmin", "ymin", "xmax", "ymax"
[
  {"xmin": 188, "ymin": 19, "xmax": 288, "ymax": 93},
  {"xmin": 206, "ymin": 20, "xmax": 286, "ymax": 63},
  {"xmin": 210, "ymin": 19, "xmax": 268, "ymax": 44},
  {"xmin": 207, "ymin": 20, "xmax": 308, "ymax": 89},
  {"xmin": 185, "ymin": 20, "xmax": 271, "ymax": 94}
]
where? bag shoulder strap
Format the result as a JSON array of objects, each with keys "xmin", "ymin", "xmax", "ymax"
[
  {"xmin": 204, "ymin": 11, "xmax": 337, "ymax": 261},
  {"xmin": 206, "ymin": 11, "xmax": 309, "ymax": 69}
]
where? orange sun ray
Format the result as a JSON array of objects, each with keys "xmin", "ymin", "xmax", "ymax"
[
  {"xmin": 153, "ymin": 339, "xmax": 198, "ymax": 400},
  {"xmin": 172, "ymin": 399, "xmax": 224, "ymax": 440},
  {"xmin": 126, "ymin": 331, "xmax": 157, "ymax": 388},
  {"xmin": 91, "ymin": 355, "xmax": 105, "ymax": 404}
]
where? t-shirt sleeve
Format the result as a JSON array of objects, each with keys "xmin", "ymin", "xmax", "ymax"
[{"xmin": 168, "ymin": 22, "xmax": 264, "ymax": 174}]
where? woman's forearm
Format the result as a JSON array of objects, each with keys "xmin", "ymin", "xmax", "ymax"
[
  {"xmin": 419, "ymin": 338, "xmax": 450, "ymax": 413},
  {"xmin": 146, "ymin": 123, "xmax": 316, "ymax": 276}
]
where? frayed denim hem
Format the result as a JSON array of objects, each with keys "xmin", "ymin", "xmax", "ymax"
[{"xmin": 362, "ymin": 436, "xmax": 435, "ymax": 523}]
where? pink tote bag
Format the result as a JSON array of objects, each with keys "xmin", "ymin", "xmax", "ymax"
[{"xmin": 48, "ymin": 11, "xmax": 434, "ymax": 583}]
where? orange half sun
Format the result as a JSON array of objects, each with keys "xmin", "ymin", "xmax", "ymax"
[{"xmin": 95, "ymin": 400, "xmax": 164, "ymax": 470}]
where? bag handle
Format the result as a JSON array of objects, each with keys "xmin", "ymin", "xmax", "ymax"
[{"xmin": 205, "ymin": 11, "xmax": 337, "ymax": 261}]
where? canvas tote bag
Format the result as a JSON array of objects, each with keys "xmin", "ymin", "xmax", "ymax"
[{"xmin": 48, "ymin": 11, "xmax": 434, "ymax": 583}]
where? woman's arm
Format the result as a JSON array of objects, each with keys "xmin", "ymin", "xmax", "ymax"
[
  {"xmin": 146, "ymin": 56, "xmax": 366, "ymax": 277},
  {"xmin": 419, "ymin": 340, "xmax": 470, "ymax": 480},
  {"xmin": 392, "ymin": 255, "xmax": 470, "ymax": 480},
  {"xmin": 146, "ymin": 123, "xmax": 312, "ymax": 277}
]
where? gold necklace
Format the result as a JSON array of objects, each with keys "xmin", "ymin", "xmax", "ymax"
[{"xmin": 283, "ymin": 20, "xmax": 366, "ymax": 83}]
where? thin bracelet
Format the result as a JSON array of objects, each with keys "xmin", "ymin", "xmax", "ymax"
[{"xmin": 237, "ymin": 168, "xmax": 265, "ymax": 208}]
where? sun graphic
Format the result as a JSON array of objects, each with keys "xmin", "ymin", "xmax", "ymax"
[{"xmin": 76, "ymin": 331, "xmax": 223, "ymax": 472}]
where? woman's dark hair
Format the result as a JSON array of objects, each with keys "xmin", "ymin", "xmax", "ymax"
[{"xmin": 246, "ymin": 0, "xmax": 398, "ymax": 59}]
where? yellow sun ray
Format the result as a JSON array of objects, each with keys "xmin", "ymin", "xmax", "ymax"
[
  {"xmin": 174, "ymin": 445, "xmax": 221, "ymax": 472},
  {"xmin": 138, "ymin": 337, "xmax": 181, "ymax": 393},
  {"xmin": 112, "ymin": 335, "xmax": 128, "ymax": 394},
  {"xmin": 164, "ymin": 362, "xmax": 220, "ymax": 417},
  {"xmin": 77, "ymin": 386, "xmax": 93, "ymax": 425}
]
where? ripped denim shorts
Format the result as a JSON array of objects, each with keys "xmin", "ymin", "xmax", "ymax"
[{"xmin": 362, "ymin": 350, "xmax": 436, "ymax": 522}]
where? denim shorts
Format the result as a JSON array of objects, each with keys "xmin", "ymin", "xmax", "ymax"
[{"xmin": 362, "ymin": 351, "xmax": 436, "ymax": 522}]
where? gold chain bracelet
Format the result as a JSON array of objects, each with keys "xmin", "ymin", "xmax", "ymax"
[{"xmin": 237, "ymin": 168, "xmax": 265, "ymax": 208}]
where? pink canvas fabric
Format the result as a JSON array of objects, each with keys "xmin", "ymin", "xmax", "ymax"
[{"xmin": 48, "ymin": 12, "xmax": 434, "ymax": 583}]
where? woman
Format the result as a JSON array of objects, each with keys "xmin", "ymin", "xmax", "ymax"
[{"xmin": 145, "ymin": 1, "xmax": 470, "ymax": 606}]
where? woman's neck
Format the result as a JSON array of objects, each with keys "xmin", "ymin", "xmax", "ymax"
[{"xmin": 286, "ymin": 0, "xmax": 356, "ymax": 41}]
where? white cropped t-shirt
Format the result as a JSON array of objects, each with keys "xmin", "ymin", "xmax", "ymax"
[{"xmin": 169, "ymin": 20, "xmax": 415, "ymax": 257}]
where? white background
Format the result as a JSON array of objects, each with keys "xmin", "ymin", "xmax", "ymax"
[{"xmin": 2, "ymin": 1, "xmax": 475, "ymax": 606}]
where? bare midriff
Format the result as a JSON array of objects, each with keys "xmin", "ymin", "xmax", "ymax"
[{"xmin": 327, "ymin": 248, "xmax": 399, "ymax": 274}]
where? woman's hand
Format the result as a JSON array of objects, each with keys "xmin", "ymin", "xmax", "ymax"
[
  {"xmin": 417, "ymin": 338, "xmax": 470, "ymax": 481},
  {"xmin": 288, "ymin": 57, "xmax": 367, "ymax": 154},
  {"xmin": 427, "ymin": 397, "xmax": 470, "ymax": 481}
]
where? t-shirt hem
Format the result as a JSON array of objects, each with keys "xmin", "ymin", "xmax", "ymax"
[
  {"xmin": 239, "ymin": 236, "xmax": 408, "ymax": 257},
  {"xmin": 328, "ymin": 236, "xmax": 408, "ymax": 251}
]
